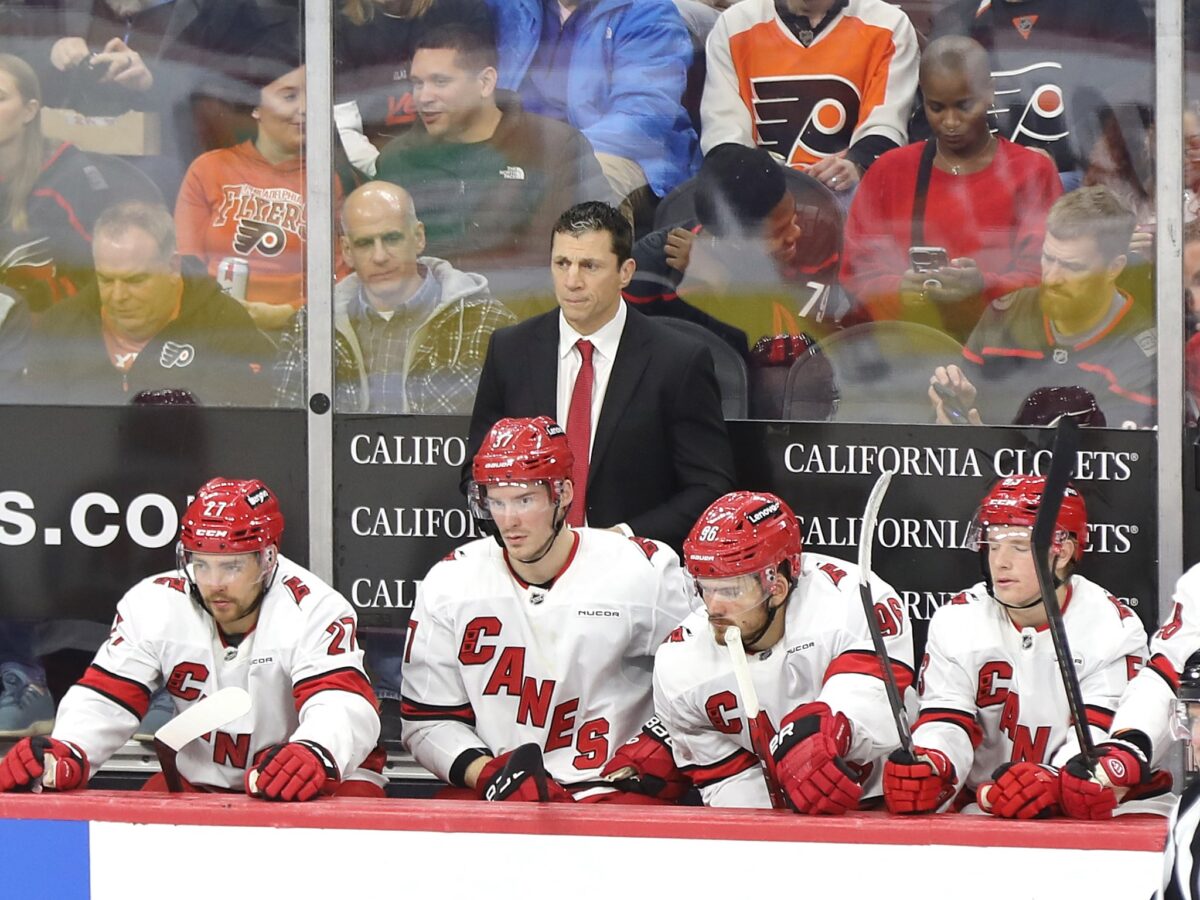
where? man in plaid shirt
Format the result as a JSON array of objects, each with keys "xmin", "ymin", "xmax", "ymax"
[{"xmin": 273, "ymin": 181, "xmax": 516, "ymax": 414}]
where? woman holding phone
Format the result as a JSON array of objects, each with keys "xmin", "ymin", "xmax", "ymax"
[{"xmin": 840, "ymin": 36, "xmax": 1061, "ymax": 341}]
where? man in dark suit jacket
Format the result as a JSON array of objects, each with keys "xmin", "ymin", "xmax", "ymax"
[{"xmin": 465, "ymin": 201, "xmax": 735, "ymax": 551}]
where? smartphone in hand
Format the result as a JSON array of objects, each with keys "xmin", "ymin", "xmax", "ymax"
[{"xmin": 932, "ymin": 381, "xmax": 970, "ymax": 424}]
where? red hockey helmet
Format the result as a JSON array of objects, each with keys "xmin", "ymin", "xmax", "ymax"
[
  {"xmin": 469, "ymin": 417, "xmax": 574, "ymax": 514},
  {"xmin": 684, "ymin": 491, "xmax": 802, "ymax": 583},
  {"xmin": 178, "ymin": 477, "xmax": 285, "ymax": 554},
  {"xmin": 968, "ymin": 474, "xmax": 1088, "ymax": 561}
]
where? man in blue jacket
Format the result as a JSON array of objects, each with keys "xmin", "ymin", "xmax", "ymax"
[{"xmin": 487, "ymin": 0, "xmax": 699, "ymax": 216}]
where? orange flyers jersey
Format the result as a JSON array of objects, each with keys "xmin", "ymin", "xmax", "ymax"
[{"xmin": 701, "ymin": 0, "xmax": 918, "ymax": 167}]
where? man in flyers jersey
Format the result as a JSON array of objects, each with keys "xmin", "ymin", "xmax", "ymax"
[
  {"xmin": 606, "ymin": 489, "xmax": 914, "ymax": 810},
  {"xmin": 0, "ymin": 477, "xmax": 385, "ymax": 800},
  {"xmin": 882, "ymin": 474, "xmax": 1161, "ymax": 819},
  {"xmin": 401, "ymin": 415, "xmax": 691, "ymax": 802}
]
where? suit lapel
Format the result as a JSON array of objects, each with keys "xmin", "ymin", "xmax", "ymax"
[
  {"xmin": 532, "ymin": 312, "xmax": 559, "ymax": 416},
  {"xmin": 590, "ymin": 309, "xmax": 651, "ymax": 475}
]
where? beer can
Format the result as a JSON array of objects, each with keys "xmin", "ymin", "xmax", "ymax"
[{"xmin": 216, "ymin": 257, "xmax": 250, "ymax": 301}]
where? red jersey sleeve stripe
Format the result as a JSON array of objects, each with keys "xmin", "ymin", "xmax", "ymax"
[
  {"xmin": 77, "ymin": 664, "xmax": 152, "ymax": 719},
  {"xmin": 915, "ymin": 707, "xmax": 984, "ymax": 748},
  {"xmin": 293, "ymin": 667, "xmax": 379, "ymax": 714},
  {"xmin": 1084, "ymin": 705, "xmax": 1115, "ymax": 731},
  {"xmin": 962, "ymin": 347, "xmax": 984, "ymax": 365},
  {"xmin": 399, "ymin": 695, "xmax": 477, "ymax": 726},
  {"xmin": 680, "ymin": 747, "xmax": 759, "ymax": 789},
  {"xmin": 823, "ymin": 649, "xmax": 915, "ymax": 693},
  {"xmin": 1149, "ymin": 653, "xmax": 1181, "ymax": 692},
  {"xmin": 980, "ymin": 346, "xmax": 1044, "ymax": 360},
  {"xmin": 1076, "ymin": 362, "xmax": 1157, "ymax": 407}
]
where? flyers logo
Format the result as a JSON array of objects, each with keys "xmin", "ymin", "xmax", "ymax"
[
  {"xmin": 234, "ymin": 219, "xmax": 287, "ymax": 256},
  {"xmin": 992, "ymin": 62, "xmax": 1068, "ymax": 146},
  {"xmin": 751, "ymin": 75, "xmax": 860, "ymax": 164},
  {"xmin": 160, "ymin": 341, "xmax": 195, "ymax": 368}
]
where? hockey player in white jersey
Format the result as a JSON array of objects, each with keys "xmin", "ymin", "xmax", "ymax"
[
  {"xmin": 0, "ymin": 478, "xmax": 384, "ymax": 800},
  {"xmin": 882, "ymin": 474, "xmax": 1153, "ymax": 818},
  {"xmin": 623, "ymin": 490, "xmax": 914, "ymax": 811},
  {"xmin": 1157, "ymin": 651, "xmax": 1200, "ymax": 900},
  {"xmin": 1059, "ymin": 564, "xmax": 1200, "ymax": 818},
  {"xmin": 401, "ymin": 416, "xmax": 692, "ymax": 802}
]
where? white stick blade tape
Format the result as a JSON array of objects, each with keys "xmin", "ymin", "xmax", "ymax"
[{"xmin": 155, "ymin": 686, "xmax": 253, "ymax": 751}]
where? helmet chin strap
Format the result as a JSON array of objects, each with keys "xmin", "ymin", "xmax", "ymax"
[
  {"xmin": 740, "ymin": 578, "xmax": 790, "ymax": 651},
  {"xmin": 506, "ymin": 500, "xmax": 569, "ymax": 567},
  {"xmin": 187, "ymin": 546, "xmax": 278, "ymax": 630},
  {"xmin": 979, "ymin": 548, "xmax": 1067, "ymax": 610}
]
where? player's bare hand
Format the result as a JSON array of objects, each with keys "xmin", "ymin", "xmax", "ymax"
[
  {"xmin": 806, "ymin": 154, "xmax": 860, "ymax": 193},
  {"xmin": 664, "ymin": 227, "xmax": 695, "ymax": 274},
  {"xmin": 50, "ymin": 37, "xmax": 91, "ymax": 71},
  {"xmin": 928, "ymin": 365, "xmax": 981, "ymax": 425},
  {"xmin": 91, "ymin": 39, "xmax": 153, "ymax": 91}
]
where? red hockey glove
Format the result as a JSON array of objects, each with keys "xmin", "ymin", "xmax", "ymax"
[
  {"xmin": 0, "ymin": 736, "xmax": 88, "ymax": 792},
  {"xmin": 600, "ymin": 716, "xmax": 690, "ymax": 802},
  {"xmin": 476, "ymin": 743, "xmax": 574, "ymax": 803},
  {"xmin": 1060, "ymin": 737, "xmax": 1151, "ymax": 820},
  {"xmin": 245, "ymin": 741, "xmax": 338, "ymax": 802},
  {"xmin": 978, "ymin": 762, "xmax": 1061, "ymax": 819},
  {"xmin": 883, "ymin": 746, "xmax": 957, "ymax": 814},
  {"xmin": 770, "ymin": 702, "xmax": 863, "ymax": 815}
]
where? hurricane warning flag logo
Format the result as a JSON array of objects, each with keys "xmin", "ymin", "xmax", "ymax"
[{"xmin": 750, "ymin": 75, "xmax": 861, "ymax": 166}]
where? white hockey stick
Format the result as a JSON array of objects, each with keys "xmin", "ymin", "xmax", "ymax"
[
  {"xmin": 725, "ymin": 625, "xmax": 787, "ymax": 809},
  {"xmin": 153, "ymin": 687, "xmax": 252, "ymax": 792},
  {"xmin": 856, "ymin": 470, "xmax": 914, "ymax": 755}
]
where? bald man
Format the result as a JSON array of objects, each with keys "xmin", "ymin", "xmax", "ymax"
[{"xmin": 272, "ymin": 181, "xmax": 516, "ymax": 414}]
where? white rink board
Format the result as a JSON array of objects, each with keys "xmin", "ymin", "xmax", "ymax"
[{"xmin": 89, "ymin": 822, "xmax": 1162, "ymax": 900}]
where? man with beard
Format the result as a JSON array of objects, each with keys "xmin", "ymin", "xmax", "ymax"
[{"xmin": 928, "ymin": 186, "xmax": 1157, "ymax": 429}]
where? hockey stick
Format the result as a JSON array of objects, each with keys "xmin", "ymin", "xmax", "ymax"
[
  {"xmin": 153, "ymin": 687, "xmax": 252, "ymax": 792},
  {"xmin": 1030, "ymin": 414, "xmax": 1095, "ymax": 768},
  {"xmin": 856, "ymin": 470, "xmax": 914, "ymax": 755},
  {"xmin": 724, "ymin": 625, "xmax": 788, "ymax": 809}
]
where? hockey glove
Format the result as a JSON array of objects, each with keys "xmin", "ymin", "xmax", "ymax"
[
  {"xmin": 245, "ymin": 741, "xmax": 338, "ymax": 802},
  {"xmin": 0, "ymin": 736, "xmax": 88, "ymax": 792},
  {"xmin": 978, "ymin": 762, "xmax": 1061, "ymax": 819},
  {"xmin": 476, "ymin": 743, "xmax": 574, "ymax": 803},
  {"xmin": 1060, "ymin": 735, "xmax": 1151, "ymax": 820},
  {"xmin": 600, "ymin": 716, "xmax": 690, "ymax": 802},
  {"xmin": 770, "ymin": 702, "xmax": 863, "ymax": 815},
  {"xmin": 883, "ymin": 746, "xmax": 957, "ymax": 814}
]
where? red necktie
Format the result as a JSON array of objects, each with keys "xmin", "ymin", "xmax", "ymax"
[{"xmin": 565, "ymin": 339, "xmax": 594, "ymax": 527}]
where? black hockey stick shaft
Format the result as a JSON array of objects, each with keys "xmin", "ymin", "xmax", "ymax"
[
  {"xmin": 1030, "ymin": 415, "xmax": 1095, "ymax": 767},
  {"xmin": 857, "ymin": 471, "xmax": 914, "ymax": 755}
]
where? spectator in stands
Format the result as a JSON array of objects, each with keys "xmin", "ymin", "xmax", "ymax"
[
  {"xmin": 625, "ymin": 143, "xmax": 845, "ymax": 354},
  {"xmin": 700, "ymin": 0, "xmax": 918, "ymax": 197},
  {"xmin": 0, "ymin": 288, "xmax": 29, "ymax": 401},
  {"xmin": 0, "ymin": 54, "xmax": 129, "ymax": 311},
  {"xmin": 175, "ymin": 61, "xmax": 335, "ymax": 331},
  {"xmin": 486, "ymin": 0, "xmax": 699, "ymax": 217},
  {"xmin": 1185, "ymin": 221, "xmax": 1200, "ymax": 422},
  {"xmin": 25, "ymin": 200, "xmax": 274, "ymax": 406},
  {"xmin": 16, "ymin": 0, "xmax": 294, "ymax": 198},
  {"xmin": 273, "ymin": 180, "xmax": 516, "ymax": 415},
  {"xmin": 929, "ymin": 0, "xmax": 1152, "ymax": 197},
  {"xmin": 929, "ymin": 186, "xmax": 1157, "ymax": 429},
  {"xmin": 334, "ymin": 0, "xmax": 493, "ymax": 178},
  {"xmin": 840, "ymin": 36, "xmax": 1061, "ymax": 342},
  {"xmin": 375, "ymin": 24, "xmax": 612, "ymax": 284}
]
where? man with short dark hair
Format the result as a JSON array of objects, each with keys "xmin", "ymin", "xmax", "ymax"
[
  {"xmin": 375, "ymin": 24, "xmax": 611, "ymax": 279},
  {"xmin": 25, "ymin": 201, "xmax": 274, "ymax": 406},
  {"xmin": 465, "ymin": 200, "xmax": 734, "ymax": 551},
  {"xmin": 929, "ymin": 186, "xmax": 1157, "ymax": 428}
]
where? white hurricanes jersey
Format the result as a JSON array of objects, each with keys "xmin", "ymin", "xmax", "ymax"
[
  {"xmin": 52, "ymin": 555, "xmax": 383, "ymax": 791},
  {"xmin": 913, "ymin": 575, "xmax": 1154, "ymax": 812},
  {"xmin": 653, "ymin": 552, "xmax": 914, "ymax": 808},
  {"xmin": 1111, "ymin": 564, "xmax": 1200, "ymax": 767},
  {"xmin": 401, "ymin": 530, "xmax": 692, "ymax": 796}
]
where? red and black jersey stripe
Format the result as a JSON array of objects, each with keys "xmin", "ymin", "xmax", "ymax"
[
  {"xmin": 399, "ymin": 695, "xmax": 477, "ymax": 726},
  {"xmin": 1148, "ymin": 653, "xmax": 1181, "ymax": 693},
  {"xmin": 915, "ymin": 707, "xmax": 984, "ymax": 748},
  {"xmin": 77, "ymin": 664, "xmax": 153, "ymax": 719},
  {"xmin": 824, "ymin": 649, "xmax": 915, "ymax": 693},
  {"xmin": 293, "ymin": 667, "xmax": 378, "ymax": 714},
  {"xmin": 679, "ymin": 747, "xmax": 758, "ymax": 789},
  {"xmin": 1083, "ymin": 704, "xmax": 1115, "ymax": 731}
]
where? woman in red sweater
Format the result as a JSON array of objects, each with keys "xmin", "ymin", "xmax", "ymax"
[{"xmin": 840, "ymin": 36, "xmax": 1062, "ymax": 341}]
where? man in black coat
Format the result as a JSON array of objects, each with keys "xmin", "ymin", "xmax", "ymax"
[{"xmin": 464, "ymin": 200, "xmax": 735, "ymax": 552}]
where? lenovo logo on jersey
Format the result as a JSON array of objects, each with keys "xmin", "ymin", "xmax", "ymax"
[
  {"xmin": 246, "ymin": 488, "xmax": 270, "ymax": 507},
  {"xmin": 745, "ymin": 501, "xmax": 781, "ymax": 525},
  {"xmin": 578, "ymin": 609, "xmax": 620, "ymax": 617}
]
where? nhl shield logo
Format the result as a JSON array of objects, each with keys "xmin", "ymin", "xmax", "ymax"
[
  {"xmin": 1052, "ymin": 348, "xmax": 1069, "ymax": 365},
  {"xmin": 160, "ymin": 341, "xmax": 195, "ymax": 368}
]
